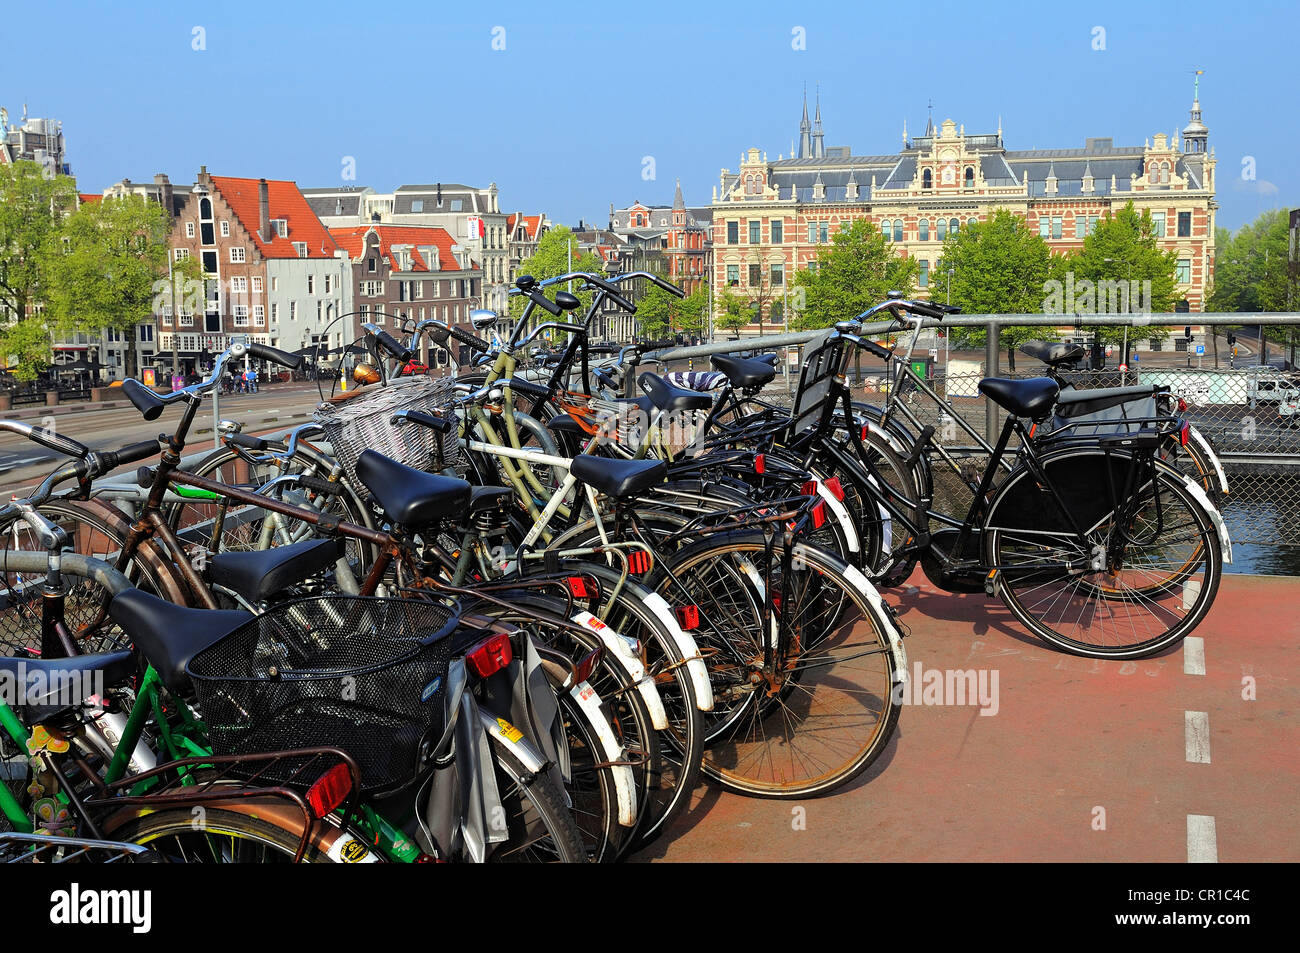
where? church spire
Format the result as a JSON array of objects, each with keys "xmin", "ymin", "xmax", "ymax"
[
  {"xmin": 672, "ymin": 177, "xmax": 685, "ymax": 210},
  {"xmin": 1182, "ymin": 70, "xmax": 1209, "ymax": 154},
  {"xmin": 799, "ymin": 85, "xmax": 812, "ymax": 159},
  {"xmin": 812, "ymin": 84, "xmax": 825, "ymax": 158}
]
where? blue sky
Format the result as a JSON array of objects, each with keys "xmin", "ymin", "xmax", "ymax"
[{"xmin": 2, "ymin": 0, "xmax": 1294, "ymax": 231}]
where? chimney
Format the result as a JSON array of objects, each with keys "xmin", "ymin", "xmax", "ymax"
[{"xmin": 258, "ymin": 178, "xmax": 272, "ymax": 242}]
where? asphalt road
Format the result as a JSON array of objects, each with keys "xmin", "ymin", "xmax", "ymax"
[{"xmin": 0, "ymin": 382, "xmax": 327, "ymax": 494}]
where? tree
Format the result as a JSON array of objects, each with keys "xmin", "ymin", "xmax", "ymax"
[
  {"xmin": 41, "ymin": 194, "xmax": 170, "ymax": 380},
  {"xmin": 0, "ymin": 160, "xmax": 79, "ymax": 377},
  {"xmin": 1208, "ymin": 209, "xmax": 1296, "ymax": 365},
  {"xmin": 935, "ymin": 209, "xmax": 1055, "ymax": 350},
  {"xmin": 638, "ymin": 281, "xmax": 708, "ymax": 341},
  {"xmin": 789, "ymin": 219, "xmax": 916, "ymax": 330},
  {"xmin": 716, "ymin": 289, "xmax": 750, "ymax": 337},
  {"xmin": 510, "ymin": 225, "xmax": 605, "ymax": 320},
  {"xmin": 1060, "ymin": 200, "xmax": 1179, "ymax": 346}
]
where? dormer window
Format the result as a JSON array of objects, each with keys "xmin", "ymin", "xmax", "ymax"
[
  {"xmin": 273, "ymin": 219, "xmax": 288, "ymax": 238},
  {"xmin": 922, "ymin": 169, "xmax": 933, "ymax": 189},
  {"xmin": 293, "ymin": 242, "xmax": 308, "ymax": 258},
  {"xmin": 964, "ymin": 167, "xmax": 974, "ymax": 188},
  {"xmin": 411, "ymin": 199, "xmax": 424, "ymax": 213},
  {"xmin": 450, "ymin": 199, "xmax": 463, "ymax": 212}
]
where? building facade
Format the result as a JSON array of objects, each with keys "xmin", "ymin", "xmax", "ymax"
[
  {"xmin": 507, "ymin": 212, "xmax": 550, "ymax": 285},
  {"xmin": 712, "ymin": 91, "xmax": 1217, "ymax": 340},
  {"xmin": 328, "ymin": 224, "xmax": 484, "ymax": 372},
  {"xmin": 610, "ymin": 179, "xmax": 713, "ymax": 295},
  {"xmin": 0, "ymin": 105, "xmax": 70, "ymax": 175}
]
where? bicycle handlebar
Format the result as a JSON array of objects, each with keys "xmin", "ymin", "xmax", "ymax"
[
  {"xmin": 121, "ymin": 378, "xmax": 165, "ymax": 421},
  {"xmin": 246, "ymin": 341, "xmax": 304, "ymax": 370},
  {"xmin": 612, "ymin": 271, "xmax": 686, "ymax": 299},
  {"xmin": 362, "ymin": 323, "xmax": 414, "ymax": 363}
]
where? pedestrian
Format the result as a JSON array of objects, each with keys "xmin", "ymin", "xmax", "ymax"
[{"xmin": 248, "ymin": 367, "xmax": 259, "ymax": 394}]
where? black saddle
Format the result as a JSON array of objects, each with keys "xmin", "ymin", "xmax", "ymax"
[
  {"xmin": 636, "ymin": 373, "xmax": 714, "ymax": 413},
  {"xmin": 1021, "ymin": 340, "xmax": 1086, "ymax": 367},
  {"xmin": 354, "ymin": 450, "xmax": 472, "ymax": 527},
  {"xmin": 207, "ymin": 537, "xmax": 343, "ymax": 603},
  {"xmin": 978, "ymin": 377, "xmax": 1060, "ymax": 420},
  {"xmin": 0, "ymin": 650, "xmax": 136, "ymax": 719},
  {"xmin": 569, "ymin": 456, "xmax": 666, "ymax": 498},
  {"xmin": 108, "ymin": 589, "xmax": 252, "ymax": 693},
  {"xmin": 711, "ymin": 354, "xmax": 776, "ymax": 389}
]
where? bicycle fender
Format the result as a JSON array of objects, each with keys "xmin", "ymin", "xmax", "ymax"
[
  {"xmin": 811, "ymin": 478, "xmax": 859, "ymax": 555},
  {"xmin": 639, "ymin": 592, "xmax": 715, "ymax": 712},
  {"xmin": 834, "ymin": 560, "xmax": 909, "ymax": 682},
  {"xmin": 569, "ymin": 680, "xmax": 639, "ymax": 827},
  {"xmin": 1177, "ymin": 473, "xmax": 1232, "ymax": 564},
  {"xmin": 1188, "ymin": 425, "xmax": 1229, "ymax": 497},
  {"xmin": 732, "ymin": 555, "xmax": 778, "ymax": 651},
  {"xmin": 572, "ymin": 610, "xmax": 669, "ymax": 730}
]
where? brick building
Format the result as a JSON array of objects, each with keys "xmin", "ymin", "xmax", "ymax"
[
  {"xmin": 610, "ymin": 179, "xmax": 712, "ymax": 295},
  {"xmin": 328, "ymin": 224, "xmax": 484, "ymax": 372},
  {"xmin": 712, "ymin": 88, "xmax": 1217, "ymax": 342}
]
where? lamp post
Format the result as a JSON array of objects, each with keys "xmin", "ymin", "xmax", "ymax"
[{"xmin": 945, "ymin": 267, "xmax": 953, "ymax": 370}]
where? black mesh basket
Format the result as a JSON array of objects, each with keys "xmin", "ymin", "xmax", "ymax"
[{"xmin": 187, "ymin": 596, "xmax": 458, "ymax": 794}]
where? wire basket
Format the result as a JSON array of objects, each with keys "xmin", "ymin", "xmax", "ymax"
[
  {"xmin": 187, "ymin": 596, "xmax": 458, "ymax": 793},
  {"xmin": 314, "ymin": 376, "xmax": 463, "ymax": 492}
]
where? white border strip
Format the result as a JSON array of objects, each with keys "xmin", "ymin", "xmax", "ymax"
[{"xmin": 1187, "ymin": 814, "xmax": 1218, "ymax": 863}]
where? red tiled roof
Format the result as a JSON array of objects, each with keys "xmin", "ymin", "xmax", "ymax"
[
  {"xmin": 328, "ymin": 224, "xmax": 466, "ymax": 273},
  {"xmin": 78, "ymin": 193, "xmax": 102, "ymax": 204},
  {"xmin": 209, "ymin": 175, "xmax": 338, "ymax": 259},
  {"xmin": 508, "ymin": 213, "xmax": 543, "ymax": 241}
]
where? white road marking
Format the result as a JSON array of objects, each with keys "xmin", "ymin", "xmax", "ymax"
[
  {"xmin": 1184, "ymin": 711, "xmax": 1211, "ymax": 763},
  {"xmin": 1187, "ymin": 814, "xmax": 1218, "ymax": 863},
  {"xmin": 1183, "ymin": 637, "xmax": 1206, "ymax": 676}
]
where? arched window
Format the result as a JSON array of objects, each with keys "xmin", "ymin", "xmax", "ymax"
[
  {"xmin": 937, "ymin": 219, "xmax": 947, "ymax": 240},
  {"xmin": 893, "ymin": 221, "xmax": 904, "ymax": 242},
  {"xmin": 964, "ymin": 167, "xmax": 974, "ymax": 188},
  {"xmin": 879, "ymin": 219, "xmax": 891, "ymax": 238},
  {"xmin": 918, "ymin": 218, "xmax": 930, "ymax": 241},
  {"xmin": 1161, "ymin": 161, "xmax": 1171, "ymax": 184},
  {"xmin": 922, "ymin": 168, "xmax": 933, "ymax": 189},
  {"xmin": 969, "ymin": 217, "xmax": 978, "ymax": 228},
  {"xmin": 950, "ymin": 218, "xmax": 960, "ymax": 235},
  {"xmin": 199, "ymin": 198, "xmax": 212, "ymax": 220}
]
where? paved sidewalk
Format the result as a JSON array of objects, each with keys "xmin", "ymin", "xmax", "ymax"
[{"xmin": 636, "ymin": 569, "xmax": 1299, "ymax": 862}]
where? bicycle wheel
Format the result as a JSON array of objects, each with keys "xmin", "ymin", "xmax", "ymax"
[
  {"xmin": 986, "ymin": 449, "xmax": 1222, "ymax": 658},
  {"xmin": 652, "ymin": 531, "xmax": 903, "ymax": 798},
  {"xmin": 105, "ymin": 805, "xmax": 343, "ymax": 862},
  {"xmin": 489, "ymin": 745, "xmax": 588, "ymax": 863}
]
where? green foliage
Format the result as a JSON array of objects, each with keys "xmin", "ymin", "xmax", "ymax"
[
  {"xmin": 510, "ymin": 225, "xmax": 605, "ymax": 320},
  {"xmin": 715, "ymin": 289, "xmax": 749, "ymax": 336},
  {"xmin": 789, "ymin": 219, "xmax": 916, "ymax": 330},
  {"xmin": 41, "ymin": 195, "xmax": 170, "ymax": 378},
  {"xmin": 1208, "ymin": 209, "xmax": 1292, "ymax": 315},
  {"xmin": 933, "ymin": 210, "xmax": 1055, "ymax": 349},
  {"xmin": 0, "ymin": 161, "xmax": 79, "ymax": 377}
]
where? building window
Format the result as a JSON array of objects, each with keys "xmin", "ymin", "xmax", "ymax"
[
  {"xmin": 771, "ymin": 220, "xmax": 783, "ymax": 244},
  {"xmin": 950, "ymin": 218, "xmax": 960, "ymax": 237},
  {"xmin": 938, "ymin": 219, "xmax": 948, "ymax": 241},
  {"xmin": 367, "ymin": 257, "xmax": 376, "ymax": 273},
  {"xmin": 230, "ymin": 276, "xmax": 247, "ymax": 293},
  {"xmin": 1151, "ymin": 212, "xmax": 1166, "ymax": 238},
  {"xmin": 771, "ymin": 264, "xmax": 784, "ymax": 287},
  {"xmin": 807, "ymin": 222, "xmax": 817, "ymax": 243},
  {"xmin": 229, "ymin": 247, "xmax": 245, "ymax": 263},
  {"xmin": 270, "ymin": 303, "xmax": 277, "ymax": 322},
  {"xmin": 185, "ymin": 222, "xmax": 195, "ymax": 238},
  {"xmin": 1039, "ymin": 218, "xmax": 1050, "ymax": 238},
  {"xmin": 1076, "ymin": 215, "xmax": 1086, "ymax": 239},
  {"xmin": 450, "ymin": 199, "xmax": 462, "ymax": 212},
  {"xmin": 1176, "ymin": 259, "xmax": 1191, "ymax": 284},
  {"xmin": 893, "ymin": 221, "xmax": 903, "ymax": 242},
  {"xmin": 1051, "ymin": 217, "xmax": 1062, "ymax": 240},
  {"xmin": 964, "ymin": 167, "xmax": 974, "ymax": 188},
  {"xmin": 273, "ymin": 219, "xmax": 288, "ymax": 238},
  {"xmin": 307, "ymin": 275, "xmax": 315, "ymax": 294},
  {"xmin": 289, "ymin": 302, "xmax": 296, "ymax": 322},
  {"xmin": 233, "ymin": 305, "xmax": 249, "ymax": 327},
  {"xmin": 918, "ymin": 260, "xmax": 929, "ymax": 288},
  {"xmin": 251, "ymin": 276, "xmax": 262, "ymax": 293},
  {"xmin": 253, "ymin": 304, "xmax": 265, "ymax": 323},
  {"xmin": 220, "ymin": 221, "xmax": 230, "ymax": 237},
  {"xmin": 411, "ymin": 199, "xmax": 424, "ymax": 212},
  {"xmin": 726, "ymin": 265, "xmax": 739, "ymax": 287},
  {"xmin": 271, "ymin": 277, "xmax": 278, "ymax": 291},
  {"xmin": 324, "ymin": 274, "xmax": 331, "ymax": 294},
  {"xmin": 727, "ymin": 221, "xmax": 739, "ymax": 244},
  {"xmin": 1177, "ymin": 211, "xmax": 1192, "ymax": 237},
  {"xmin": 749, "ymin": 220, "xmax": 760, "ymax": 244},
  {"xmin": 748, "ymin": 264, "xmax": 761, "ymax": 287},
  {"xmin": 174, "ymin": 248, "xmax": 190, "ymax": 262},
  {"xmin": 202, "ymin": 251, "xmax": 217, "ymax": 274},
  {"xmin": 922, "ymin": 169, "xmax": 932, "ymax": 189},
  {"xmin": 918, "ymin": 218, "xmax": 929, "ymax": 241},
  {"xmin": 293, "ymin": 242, "xmax": 308, "ymax": 257},
  {"xmin": 139, "ymin": 324, "xmax": 154, "ymax": 342},
  {"xmin": 969, "ymin": 217, "xmax": 978, "ymax": 228}
]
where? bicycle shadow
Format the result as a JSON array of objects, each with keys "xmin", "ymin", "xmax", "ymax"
[{"xmin": 883, "ymin": 582, "xmax": 1044, "ymax": 651}]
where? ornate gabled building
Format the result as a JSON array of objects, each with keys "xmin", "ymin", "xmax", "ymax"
[
  {"xmin": 610, "ymin": 179, "xmax": 712, "ymax": 295},
  {"xmin": 713, "ymin": 89, "xmax": 1217, "ymax": 339}
]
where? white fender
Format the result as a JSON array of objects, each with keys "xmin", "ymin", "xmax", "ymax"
[
  {"xmin": 1187, "ymin": 425, "xmax": 1229, "ymax": 497},
  {"xmin": 571, "ymin": 611, "xmax": 668, "ymax": 730},
  {"xmin": 640, "ymin": 592, "xmax": 715, "ymax": 711},
  {"xmin": 1177, "ymin": 473, "xmax": 1232, "ymax": 564},
  {"xmin": 830, "ymin": 557, "xmax": 909, "ymax": 682},
  {"xmin": 569, "ymin": 680, "xmax": 638, "ymax": 827},
  {"xmin": 811, "ymin": 478, "xmax": 859, "ymax": 555}
]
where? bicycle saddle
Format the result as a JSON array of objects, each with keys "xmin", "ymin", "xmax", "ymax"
[
  {"xmin": 978, "ymin": 377, "xmax": 1060, "ymax": 420},
  {"xmin": 354, "ymin": 450, "xmax": 472, "ymax": 527},
  {"xmin": 208, "ymin": 537, "xmax": 345, "ymax": 603},
  {"xmin": 0, "ymin": 650, "xmax": 136, "ymax": 719},
  {"xmin": 569, "ymin": 456, "xmax": 667, "ymax": 498},
  {"xmin": 636, "ymin": 372, "xmax": 714, "ymax": 413},
  {"xmin": 711, "ymin": 354, "xmax": 777, "ymax": 389},
  {"xmin": 1020, "ymin": 340, "xmax": 1086, "ymax": 367},
  {"xmin": 108, "ymin": 590, "xmax": 252, "ymax": 694}
]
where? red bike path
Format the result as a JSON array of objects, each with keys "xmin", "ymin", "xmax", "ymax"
[{"xmin": 636, "ymin": 569, "xmax": 1298, "ymax": 863}]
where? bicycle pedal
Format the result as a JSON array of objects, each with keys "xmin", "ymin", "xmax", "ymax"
[{"xmin": 983, "ymin": 570, "xmax": 997, "ymax": 596}]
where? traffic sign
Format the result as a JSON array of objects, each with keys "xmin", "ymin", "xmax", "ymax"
[
  {"xmin": 1196, "ymin": 344, "xmax": 1205, "ymax": 355},
  {"xmin": 1118, "ymin": 364, "xmax": 1128, "ymax": 372}
]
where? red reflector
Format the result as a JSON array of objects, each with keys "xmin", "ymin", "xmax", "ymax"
[
  {"xmin": 801, "ymin": 480, "xmax": 818, "ymax": 497},
  {"xmin": 1179, "ymin": 422, "xmax": 1190, "ymax": 447},
  {"xmin": 467, "ymin": 632, "xmax": 513, "ymax": 678},
  {"xmin": 306, "ymin": 762, "xmax": 353, "ymax": 819},
  {"xmin": 860, "ymin": 425, "xmax": 869, "ymax": 441},
  {"xmin": 674, "ymin": 605, "xmax": 700, "ymax": 630},
  {"xmin": 627, "ymin": 550, "xmax": 652, "ymax": 574},
  {"xmin": 566, "ymin": 575, "xmax": 589, "ymax": 598},
  {"xmin": 811, "ymin": 499, "xmax": 827, "ymax": 528},
  {"xmin": 573, "ymin": 647, "xmax": 601, "ymax": 685},
  {"xmin": 755, "ymin": 453, "xmax": 766, "ymax": 474},
  {"xmin": 824, "ymin": 476, "xmax": 844, "ymax": 501},
  {"xmin": 1177, "ymin": 396, "xmax": 1188, "ymax": 413}
]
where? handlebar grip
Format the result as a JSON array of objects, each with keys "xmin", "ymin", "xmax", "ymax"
[
  {"xmin": 28, "ymin": 426, "xmax": 89, "ymax": 460},
  {"xmin": 907, "ymin": 301, "xmax": 947, "ymax": 319},
  {"xmin": 373, "ymin": 330, "xmax": 414, "ymax": 363},
  {"xmin": 100, "ymin": 440, "xmax": 158, "ymax": 473},
  {"xmin": 121, "ymin": 378, "xmax": 165, "ymax": 421},
  {"xmin": 857, "ymin": 339, "xmax": 893, "ymax": 361},
  {"xmin": 604, "ymin": 289, "xmax": 637, "ymax": 314},
  {"xmin": 394, "ymin": 409, "xmax": 454, "ymax": 433},
  {"xmin": 650, "ymin": 275, "xmax": 686, "ymax": 299},
  {"xmin": 228, "ymin": 432, "xmax": 269, "ymax": 451},
  {"xmin": 296, "ymin": 474, "xmax": 344, "ymax": 496},
  {"xmin": 529, "ymin": 289, "xmax": 563, "ymax": 317},
  {"xmin": 580, "ymin": 274, "xmax": 640, "ymax": 312},
  {"xmin": 447, "ymin": 324, "xmax": 492, "ymax": 354},
  {"xmin": 641, "ymin": 339, "xmax": 676, "ymax": 351},
  {"xmin": 246, "ymin": 341, "xmax": 304, "ymax": 370},
  {"xmin": 504, "ymin": 377, "xmax": 550, "ymax": 400}
]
